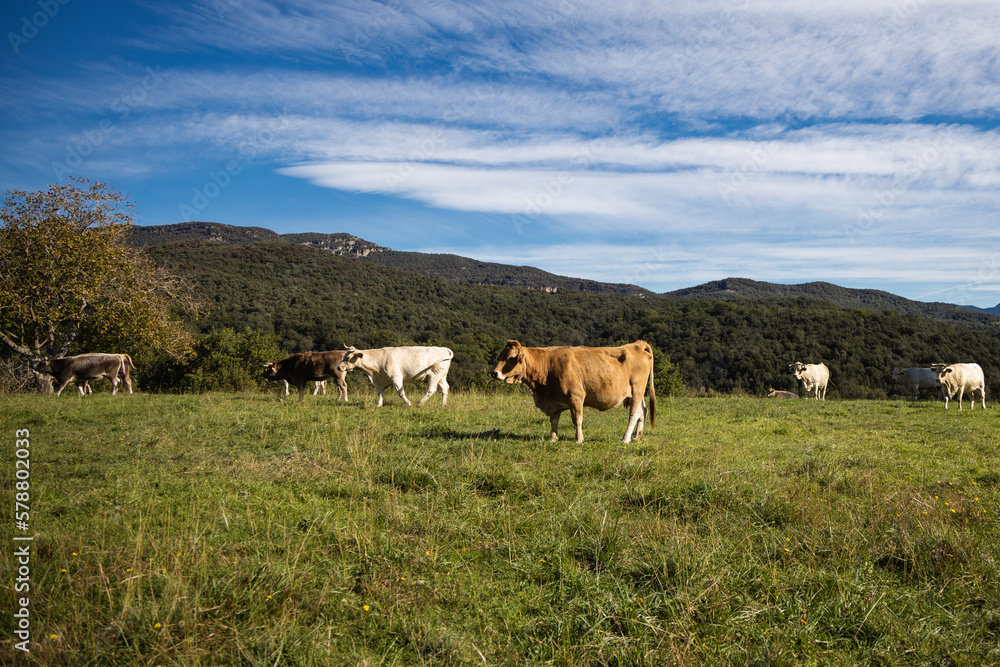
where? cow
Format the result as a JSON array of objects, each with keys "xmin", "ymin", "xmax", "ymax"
[
  {"xmin": 767, "ymin": 388, "xmax": 798, "ymax": 399},
  {"xmin": 489, "ymin": 340, "xmax": 656, "ymax": 444},
  {"xmin": 33, "ymin": 353, "xmax": 135, "ymax": 396},
  {"xmin": 892, "ymin": 366, "xmax": 945, "ymax": 400},
  {"xmin": 935, "ymin": 363, "xmax": 986, "ymax": 410},
  {"xmin": 282, "ymin": 380, "xmax": 327, "ymax": 396},
  {"xmin": 262, "ymin": 351, "xmax": 348, "ymax": 402},
  {"xmin": 337, "ymin": 346, "xmax": 453, "ymax": 407},
  {"xmin": 789, "ymin": 362, "xmax": 829, "ymax": 400}
]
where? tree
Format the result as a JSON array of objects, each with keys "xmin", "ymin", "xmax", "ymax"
[{"xmin": 0, "ymin": 178, "xmax": 200, "ymax": 389}]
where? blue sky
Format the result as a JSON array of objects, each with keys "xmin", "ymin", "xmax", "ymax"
[{"xmin": 3, "ymin": 0, "xmax": 1000, "ymax": 307}]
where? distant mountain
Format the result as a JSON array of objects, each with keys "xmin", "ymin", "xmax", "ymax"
[
  {"xmin": 129, "ymin": 224, "xmax": 999, "ymax": 329},
  {"xmin": 129, "ymin": 222, "xmax": 650, "ymax": 296},
  {"xmin": 364, "ymin": 250, "xmax": 652, "ymax": 296},
  {"xmin": 129, "ymin": 222, "xmax": 282, "ymax": 246},
  {"xmin": 667, "ymin": 277, "xmax": 1000, "ymax": 333},
  {"xmin": 964, "ymin": 303, "xmax": 1000, "ymax": 316}
]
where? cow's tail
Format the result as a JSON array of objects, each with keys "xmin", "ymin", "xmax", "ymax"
[
  {"xmin": 646, "ymin": 344, "xmax": 656, "ymax": 428},
  {"xmin": 123, "ymin": 354, "xmax": 136, "ymax": 369}
]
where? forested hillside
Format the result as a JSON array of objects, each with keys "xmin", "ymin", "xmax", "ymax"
[
  {"xmin": 668, "ymin": 277, "xmax": 1000, "ymax": 334},
  {"xmin": 132, "ymin": 223, "xmax": 1000, "ymax": 323},
  {"xmin": 144, "ymin": 240, "xmax": 1000, "ymax": 398},
  {"xmin": 130, "ymin": 222, "xmax": 648, "ymax": 295}
]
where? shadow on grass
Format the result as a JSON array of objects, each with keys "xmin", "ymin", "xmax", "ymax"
[{"xmin": 425, "ymin": 427, "xmax": 541, "ymax": 442}]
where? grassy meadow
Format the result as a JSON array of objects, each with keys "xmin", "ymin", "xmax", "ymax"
[{"xmin": 2, "ymin": 389, "xmax": 999, "ymax": 666}]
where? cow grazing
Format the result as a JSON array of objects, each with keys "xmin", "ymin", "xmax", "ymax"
[
  {"xmin": 262, "ymin": 351, "xmax": 348, "ymax": 402},
  {"xmin": 789, "ymin": 362, "xmax": 829, "ymax": 400},
  {"xmin": 935, "ymin": 363, "xmax": 986, "ymax": 410},
  {"xmin": 338, "ymin": 346, "xmax": 453, "ymax": 407},
  {"xmin": 767, "ymin": 388, "xmax": 798, "ymax": 399},
  {"xmin": 34, "ymin": 353, "xmax": 135, "ymax": 396},
  {"xmin": 892, "ymin": 366, "xmax": 944, "ymax": 400},
  {"xmin": 282, "ymin": 379, "xmax": 327, "ymax": 396},
  {"xmin": 490, "ymin": 340, "xmax": 656, "ymax": 444}
]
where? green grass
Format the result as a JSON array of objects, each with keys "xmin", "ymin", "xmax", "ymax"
[{"xmin": 2, "ymin": 391, "xmax": 999, "ymax": 665}]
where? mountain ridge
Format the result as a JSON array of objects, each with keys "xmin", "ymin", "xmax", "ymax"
[{"xmin": 129, "ymin": 222, "xmax": 1000, "ymax": 329}]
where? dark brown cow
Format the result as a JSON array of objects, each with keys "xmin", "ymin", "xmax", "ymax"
[
  {"xmin": 490, "ymin": 340, "xmax": 656, "ymax": 443},
  {"xmin": 262, "ymin": 351, "xmax": 349, "ymax": 401},
  {"xmin": 34, "ymin": 353, "xmax": 135, "ymax": 396}
]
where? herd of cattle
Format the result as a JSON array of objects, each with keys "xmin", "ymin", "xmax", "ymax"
[{"xmin": 32, "ymin": 342, "xmax": 987, "ymax": 442}]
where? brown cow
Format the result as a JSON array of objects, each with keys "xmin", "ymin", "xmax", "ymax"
[
  {"xmin": 262, "ymin": 351, "xmax": 349, "ymax": 401},
  {"xmin": 490, "ymin": 340, "xmax": 656, "ymax": 443},
  {"xmin": 34, "ymin": 353, "xmax": 135, "ymax": 396}
]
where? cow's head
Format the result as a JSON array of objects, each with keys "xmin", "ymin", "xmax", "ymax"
[
  {"xmin": 261, "ymin": 362, "xmax": 277, "ymax": 381},
  {"xmin": 490, "ymin": 340, "xmax": 524, "ymax": 383},
  {"xmin": 891, "ymin": 367, "xmax": 903, "ymax": 380},
  {"xmin": 29, "ymin": 360, "xmax": 55, "ymax": 393},
  {"xmin": 935, "ymin": 366, "xmax": 955, "ymax": 386},
  {"xmin": 338, "ymin": 346, "xmax": 363, "ymax": 373},
  {"xmin": 788, "ymin": 361, "xmax": 806, "ymax": 378}
]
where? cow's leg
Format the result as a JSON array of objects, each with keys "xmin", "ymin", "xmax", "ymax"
[
  {"xmin": 110, "ymin": 376, "xmax": 119, "ymax": 396},
  {"xmin": 418, "ymin": 377, "xmax": 437, "ymax": 406},
  {"xmin": 297, "ymin": 383, "xmax": 308, "ymax": 401},
  {"xmin": 438, "ymin": 377, "xmax": 449, "ymax": 406},
  {"xmin": 55, "ymin": 378, "xmax": 74, "ymax": 396},
  {"xmin": 549, "ymin": 413, "xmax": 561, "ymax": 441},
  {"xmin": 622, "ymin": 395, "xmax": 645, "ymax": 444},
  {"xmin": 419, "ymin": 375, "xmax": 447, "ymax": 406},
  {"xmin": 283, "ymin": 380, "xmax": 291, "ymax": 396},
  {"xmin": 572, "ymin": 407, "xmax": 584, "ymax": 443},
  {"xmin": 981, "ymin": 386, "xmax": 986, "ymax": 410},
  {"xmin": 958, "ymin": 387, "xmax": 965, "ymax": 410},
  {"xmin": 76, "ymin": 383, "xmax": 86, "ymax": 397},
  {"xmin": 375, "ymin": 384, "xmax": 386, "ymax": 407},
  {"xmin": 336, "ymin": 376, "xmax": 348, "ymax": 402},
  {"xmin": 387, "ymin": 375, "xmax": 412, "ymax": 407}
]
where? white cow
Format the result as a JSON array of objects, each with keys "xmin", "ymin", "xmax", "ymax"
[
  {"xmin": 935, "ymin": 363, "xmax": 986, "ymax": 410},
  {"xmin": 789, "ymin": 362, "xmax": 829, "ymax": 400},
  {"xmin": 766, "ymin": 388, "xmax": 798, "ymax": 399},
  {"xmin": 892, "ymin": 366, "xmax": 944, "ymax": 401},
  {"xmin": 338, "ymin": 346, "xmax": 453, "ymax": 407}
]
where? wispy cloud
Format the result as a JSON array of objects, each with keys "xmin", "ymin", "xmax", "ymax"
[{"xmin": 3, "ymin": 0, "xmax": 999, "ymax": 305}]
